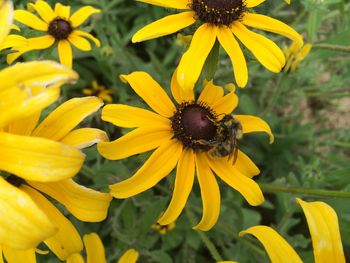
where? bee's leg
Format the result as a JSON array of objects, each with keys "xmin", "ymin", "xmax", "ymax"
[{"xmin": 194, "ymin": 139, "xmax": 217, "ymax": 146}]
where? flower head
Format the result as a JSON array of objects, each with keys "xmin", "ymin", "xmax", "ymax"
[
  {"xmin": 239, "ymin": 198, "xmax": 346, "ymax": 263},
  {"xmin": 4, "ymin": 0, "xmax": 101, "ymax": 67},
  {"xmin": 98, "ymin": 70, "xmax": 274, "ymax": 231},
  {"xmin": 132, "ymin": 0, "xmax": 303, "ymax": 90},
  {"xmin": 83, "ymin": 81, "xmax": 114, "ymax": 103},
  {"xmin": 283, "ymin": 42, "xmax": 312, "ymax": 72}
]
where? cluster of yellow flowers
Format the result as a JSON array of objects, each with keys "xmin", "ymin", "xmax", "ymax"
[{"xmin": 0, "ymin": 0, "xmax": 345, "ymax": 262}]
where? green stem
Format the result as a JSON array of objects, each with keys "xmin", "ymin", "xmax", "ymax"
[
  {"xmin": 260, "ymin": 183, "xmax": 350, "ymax": 198},
  {"xmin": 185, "ymin": 208, "xmax": 223, "ymax": 262},
  {"xmin": 313, "ymin": 43, "xmax": 350, "ymax": 53}
]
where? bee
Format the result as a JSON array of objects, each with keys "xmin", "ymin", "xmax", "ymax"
[{"xmin": 198, "ymin": 114, "xmax": 243, "ymax": 164}]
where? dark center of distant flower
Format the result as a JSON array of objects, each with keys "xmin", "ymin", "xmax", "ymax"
[
  {"xmin": 191, "ymin": 0, "xmax": 246, "ymax": 26},
  {"xmin": 48, "ymin": 18, "xmax": 73, "ymax": 40},
  {"xmin": 171, "ymin": 102, "xmax": 218, "ymax": 150},
  {"xmin": 6, "ymin": 175, "xmax": 25, "ymax": 187}
]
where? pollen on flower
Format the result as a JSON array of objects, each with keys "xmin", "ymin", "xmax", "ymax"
[
  {"xmin": 48, "ymin": 18, "xmax": 73, "ymax": 40},
  {"xmin": 171, "ymin": 101, "xmax": 218, "ymax": 150},
  {"xmin": 191, "ymin": 0, "xmax": 247, "ymax": 26}
]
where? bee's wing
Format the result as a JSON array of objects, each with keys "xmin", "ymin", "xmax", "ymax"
[{"xmin": 228, "ymin": 129, "xmax": 239, "ymax": 165}]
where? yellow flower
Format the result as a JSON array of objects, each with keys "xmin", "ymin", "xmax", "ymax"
[
  {"xmin": 98, "ymin": 71, "xmax": 274, "ymax": 231},
  {"xmin": 152, "ymin": 222, "xmax": 176, "ymax": 235},
  {"xmin": 83, "ymin": 81, "xmax": 114, "ymax": 103},
  {"xmin": 0, "ymin": 0, "xmax": 13, "ymax": 44},
  {"xmin": 5, "ymin": 0, "xmax": 101, "ymax": 67},
  {"xmin": 132, "ymin": 0, "xmax": 303, "ymax": 90},
  {"xmin": 240, "ymin": 198, "xmax": 346, "ymax": 263},
  {"xmin": 283, "ymin": 42, "xmax": 312, "ymax": 72},
  {"xmin": 66, "ymin": 233, "xmax": 139, "ymax": 263}
]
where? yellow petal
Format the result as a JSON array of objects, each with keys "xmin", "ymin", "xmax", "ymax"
[
  {"xmin": 231, "ymin": 22, "xmax": 285, "ymax": 72},
  {"xmin": 136, "ymin": 0, "xmax": 190, "ymax": 9},
  {"xmin": 68, "ymin": 34, "xmax": 92, "ymax": 51},
  {"xmin": 0, "ymin": 177, "xmax": 56, "ymax": 250},
  {"xmin": 170, "ymin": 68, "xmax": 194, "ymax": 103},
  {"xmin": 296, "ymin": 199, "xmax": 346, "ymax": 263},
  {"xmin": 83, "ymin": 233, "xmax": 106, "ymax": 263},
  {"xmin": 61, "ymin": 128, "xmax": 109, "ymax": 149},
  {"xmin": 28, "ymin": 179, "xmax": 112, "ymax": 222},
  {"xmin": 54, "ymin": 3, "xmax": 70, "ymax": 20},
  {"xmin": 98, "ymin": 126, "xmax": 172, "ymax": 160},
  {"xmin": 205, "ymin": 155, "xmax": 264, "ymax": 206},
  {"xmin": 0, "ymin": 132, "xmax": 84, "ymax": 182},
  {"xmin": 14, "ymin": 10, "xmax": 48, "ymax": 31},
  {"xmin": 32, "ymin": 96, "xmax": 103, "ymax": 141},
  {"xmin": 193, "ymin": 153, "xmax": 220, "ymax": 231},
  {"xmin": 132, "ymin": 11, "xmax": 195, "ymax": 42},
  {"xmin": 110, "ymin": 139, "xmax": 182, "ymax": 198},
  {"xmin": 235, "ymin": 115, "xmax": 274, "ymax": 143},
  {"xmin": 217, "ymin": 261, "xmax": 238, "ymax": 263},
  {"xmin": 120, "ymin": 72, "xmax": 175, "ymax": 117},
  {"xmin": 217, "ymin": 27, "xmax": 248, "ymax": 88},
  {"xmin": 21, "ymin": 185, "xmax": 83, "ymax": 260},
  {"xmin": 28, "ymin": 0, "xmax": 55, "ymax": 24},
  {"xmin": 101, "ymin": 104, "xmax": 170, "ymax": 128},
  {"xmin": 70, "ymin": 6, "xmax": 100, "ymax": 28},
  {"xmin": 198, "ymin": 80, "xmax": 224, "ymax": 107},
  {"xmin": 25, "ymin": 34, "xmax": 55, "ymax": 50},
  {"xmin": 158, "ymin": 149, "xmax": 195, "ymax": 225},
  {"xmin": 0, "ymin": 34, "xmax": 27, "ymax": 50},
  {"xmin": 0, "ymin": 247, "xmax": 3, "ymax": 263},
  {"xmin": 177, "ymin": 23, "xmax": 217, "ymax": 91},
  {"xmin": 72, "ymin": 30, "xmax": 100, "ymax": 47},
  {"xmin": 239, "ymin": 225, "xmax": 302, "ymax": 263},
  {"xmin": 235, "ymin": 150, "xmax": 260, "ymax": 178},
  {"xmin": 118, "ymin": 249, "xmax": 139, "ymax": 263},
  {"xmin": 243, "ymin": 13, "xmax": 303, "ymax": 48},
  {"xmin": 245, "ymin": 0, "xmax": 266, "ymax": 8},
  {"xmin": 0, "ymin": 0, "xmax": 13, "ymax": 45},
  {"xmin": 6, "ymin": 112, "xmax": 41, "ymax": 136},
  {"xmin": 2, "ymin": 247, "xmax": 36, "ymax": 263},
  {"xmin": 58, "ymin": 40, "xmax": 73, "ymax": 67},
  {"xmin": 67, "ymin": 253, "xmax": 84, "ymax": 263},
  {"xmin": 211, "ymin": 89, "xmax": 238, "ymax": 116}
]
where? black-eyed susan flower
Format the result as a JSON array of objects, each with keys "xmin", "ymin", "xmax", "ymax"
[
  {"xmin": 240, "ymin": 198, "xmax": 346, "ymax": 263},
  {"xmin": 98, "ymin": 71, "xmax": 273, "ymax": 231},
  {"xmin": 66, "ymin": 233, "xmax": 139, "ymax": 263},
  {"xmin": 6, "ymin": 0, "xmax": 100, "ymax": 67},
  {"xmin": 83, "ymin": 81, "xmax": 114, "ymax": 103},
  {"xmin": 283, "ymin": 42, "xmax": 312, "ymax": 72},
  {"xmin": 152, "ymin": 222, "xmax": 176, "ymax": 235},
  {"xmin": 132, "ymin": 0, "xmax": 303, "ymax": 90}
]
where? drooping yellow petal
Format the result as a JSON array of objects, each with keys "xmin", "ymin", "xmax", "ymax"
[
  {"xmin": 14, "ymin": 10, "xmax": 48, "ymax": 31},
  {"xmin": 242, "ymin": 14, "xmax": 303, "ymax": 48},
  {"xmin": 239, "ymin": 225, "xmax": 302, "ymax": 263},
  {"xmin": 58, "ymin": 40, "xmax": 73, "ymax": 67},
  {"xmin": 132, "ymin": 11, "xmax": 195, "ymax": 43},
  {"xmin": 231, "ymin": 22, "xmax": 285, "ymax": 72},
  {"xmin": 2, "ymin": 247, "xmax": 36, "ymax": 263},
  {"xmin": 83, "ymin": 233, "xmax": 106, "ymax": 263},
  {"xmin": 24, "ymin": 34, "xmax": 55, "ymax": 50},
  {"xmin": 205, "ymin": 155, "xmax": 264, "ymax": 206},
  {"xmin": 170, "ymin": 69, "xmax": 194, "ymax": 104},
  {"xmin": 0, "ymin": 177, "xmax": 56, "ymax": 250},
  {"xmin": 32, "ymin": 96, "xmax": 103, "ymax": 141},
  {"xmin": 120, "ymin": 72, "xmax": 175, "ymax": 117},
  {"xmin": 68, "ymin": 34, "xmax": 92, "ymax": 51},
  {"xmin": 101, "ymin": 104, "xmax": 170, "ymax": 128},
  {"xmin": 136, "ymin": 0, "xmax": 191, "ymax": 9},
  {"xmin": 67, "ymin": 253, "xmax": 84, "ymax": 263},
  {"xmin": 28, "ymin": 0, "xmax": 55, "ymax": 24},
  {"xmin": 110, "ymin": 139, "xmax": 182, "ymax": 198},
  {"xmin": 211, "ymin": 89, "xmax": 238, "ymax": 116},
  {"xmin": 0, "ymin": 132, "xmax": 84, "ymax": 182},
  {"xmin": 98, "ymin": 126, "xmax": 172, "ymax": 160},
  {"xmin": 72, "ymin": 30, "xmax": 100, "ymax": 47},
  {"xmin": 28, "ymin": 179, "xmax": 112, "ymax": 222},
  {"xmin": 54, "ymin": 3, "xmax": 70, "ymax": 20},
  {"xmin": 235, "ymin": 115, "xmax": 274, "ymax": 143},
  {"xmin": 193, "ymin": 153, "xmax": 221, "ymax": 231},
  {"xmin": 235, "ymin": 150, "xmax": 260, "ymax": 178},
  {"xmin": 198, "ymin": 80, "xmax": 224, "ymax": 107},
  {"xmin": 70, "ymin": 6, "xmax": 100, "ymax": 28},
  {"xmin": 217, "ymin": 27, "xmax": 248, "ymax": 88},
  {"xmin": 0, "ymin": 0, "xmax": 13, "ymax": 45},
  {"xmin": 118, "ymin": 249, "xmax": 139, "ymax": 263},
  {"xmin": 245, "ymin": 0, "xmax": 266, "ymax": 8},
  {"xmin": 61, "ymin": 128, "xmax": 108, "ymax": 149},
  {"xmin": 22, "ymin": 185, "xmax": 83, "ymax": 260},
  {"xmin": 177, "ymin": 23, "xmax": 217, "ymax": 91},
  {"xmin": 296, "ymin": 199, "xmax": 346, "ymax": 263},
  {"xmin": 158, "ymin": 149, "xmax": 195, "ymax": 225}
]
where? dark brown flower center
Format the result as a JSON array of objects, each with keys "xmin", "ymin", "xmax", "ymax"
[
  {"xmin": 48, "ymin": 18, "xmax": 73, "ymax": 40},
  {"xmin": 171, "ymin": 102, "xmax": 218, "ymax": 150},
  {"xmin": 191, "ymin": 0, "xmax": 246, "ymax": 26}
]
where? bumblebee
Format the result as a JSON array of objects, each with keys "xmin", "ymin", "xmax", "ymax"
[{"xmin": 199, "ymin": 114, "xmax": 243, "ymax": 164}]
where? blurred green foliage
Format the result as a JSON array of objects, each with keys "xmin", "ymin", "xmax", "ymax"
[{"xmin": 4, "ymin": 0, "xmax": 350, "ymax": 262}]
